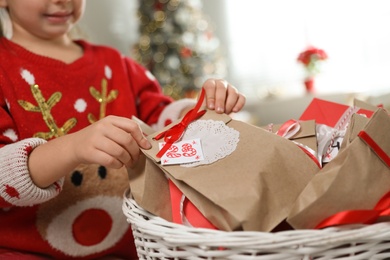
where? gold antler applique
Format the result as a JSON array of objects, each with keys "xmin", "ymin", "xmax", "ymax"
[
  {"xmin": 18, "ymin": 84, "xmax": 77, "ymax": 139},
  {"xmin": 88, "ymin": 78, "xmax": 118, "ymax": 124}
]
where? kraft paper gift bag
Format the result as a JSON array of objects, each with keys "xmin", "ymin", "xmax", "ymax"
[
  {"xmin": 127, "ymin": 116, "xmax": 173, "ymax": 220},
  {"xmin": 287, "ymin": 108, "xmax": 390, "ymax": 230},
  {"xmin": 353, "ymin": 98, "xmax": 383, "ymax": 111},
  {"xmin": 128, "ymin": 153, "xmax": 173, "ymax": 221},
  {"xmin": 339, "ymin": 113, "xmax": 369, "ymax": 150},
  {"xmin": 131, "ymin": 105, "xmax": 321, "ymax": 232},
  {"xmin": 332, "ymin": 99, "xmax": 377, "ymax": 157},
  {"xmin": 340, "ymin": 99, "xmax": 386, "ymax": 150}
]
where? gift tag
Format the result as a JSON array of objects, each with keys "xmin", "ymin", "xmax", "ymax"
[{"xmin": 159, "ymin": 138, "xmax": 204, "ymax": 165}]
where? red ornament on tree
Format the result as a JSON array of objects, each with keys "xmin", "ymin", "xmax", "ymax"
[
  {"xmin": 154, "ymin": 2, "xmax": 164, "ymax": 10},
  {"xmin": 180, "ymin": 46, "xmax": 193, "ymax": 58}
]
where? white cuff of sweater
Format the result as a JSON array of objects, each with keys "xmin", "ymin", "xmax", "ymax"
[
  {"xmin": 0, "ymin": 138, "xmax": 64, "ymax": 207},
  {"xmin": 154, "ymin": 98, "xmax": 197, "ymax": 130}
]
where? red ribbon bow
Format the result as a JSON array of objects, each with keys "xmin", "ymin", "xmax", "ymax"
[{"xmin": 155, "ymin": 88, "xmax": 206, "ymax": 158}]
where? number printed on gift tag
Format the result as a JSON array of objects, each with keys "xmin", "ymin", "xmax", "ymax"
[
  {"xmin": 323, "ymin": 136, "xmax": 344, "ymax": 163},
  {"xmin": 159, "ymin": 138, "xmax": 204, "ymax": 165}
]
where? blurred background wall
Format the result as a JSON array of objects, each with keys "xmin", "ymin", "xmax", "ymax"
[{"xmin": 78, "ymin": 0, "xmax": 390, "ymax": 125}]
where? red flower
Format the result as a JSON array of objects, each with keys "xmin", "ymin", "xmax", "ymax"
[
  {"xmin": 297, "ymin": 46, "xmax": 328, "ymax": 66},
  {"xmin": 297, "ymin": 46, "xmax": 328, "ymax": 77}
]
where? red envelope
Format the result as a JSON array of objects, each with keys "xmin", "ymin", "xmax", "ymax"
[
  {"xmin": 299, "ymin": 98, "xmax": 374, "ymax": 127},
  {"xmin": 169, "ymin": 180, "xmax": 218, "ymax": 229}
]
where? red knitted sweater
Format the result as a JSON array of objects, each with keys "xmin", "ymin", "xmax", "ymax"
[{"xmin": 0, "ymin": 38, "xmax": 193, "ymax": 259}]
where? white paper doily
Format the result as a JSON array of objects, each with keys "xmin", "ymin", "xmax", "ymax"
[{"xmin": 180, "ymin": 120, "xmax": 239, "ymax": 167}]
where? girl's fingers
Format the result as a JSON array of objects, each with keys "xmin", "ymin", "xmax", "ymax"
[
  {"xmin": 232, "ymin": 94, "xmax": 246, "ymax": 113},
  {"xmin": 92, "ymin": 132, "xmax": 131, "ymax": 166},
  {"xmin": 89, "ymin": 148, "xmax": 124, "ymax": 169},
  {"xmin": 103, "ymin": 117, "xmax": 152, "ymax": 165},
  {"xmin": 75, "ymin": 116, "xmax": 152, "ymax": 168},
  {"xmin": 110, "ymin": 116, "xmax": 151, "ymax": 150},
  {"xmin": 214, "ymin": 80, "xmax": 228, "ymax": 113},
  {"xmin": 224, "ymin": 84, "xmax": 240, "ymax": 114},
  {"xmin": 202, "ymin": 79, "xmax": 218, "ymax": 110},
  {"xmin": 203, "ymin": 79, "xmax": 229, "ymax": 113}
]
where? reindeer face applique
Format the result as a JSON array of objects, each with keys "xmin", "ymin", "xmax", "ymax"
[{"xmin": 36, "ymin": 164, "xmax": 130, "ymax": 257}]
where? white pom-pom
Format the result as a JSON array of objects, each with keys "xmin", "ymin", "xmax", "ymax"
[
  {"xmin": 105, "ymin": 65, "xmax": 112, "ymax": 79},
  {"xmin": 20, "ymin": 69, "xmax": 35, "ymax": 85},
  {"xmin": 3, "ymin": 128, "xmax": 18, "ymax": 142},
  {"xmin": 74, "ymin": 98, "xmax": 87, "ymax": 113}
]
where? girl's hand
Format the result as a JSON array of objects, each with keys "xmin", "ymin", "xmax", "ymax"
[
  {"xmin": 28, "ymin": 116, "xmax": 151, "ymax": 188},
  {"xmin": 68, "ymin": 115, "xmax": 151, "ymax": 169},
  {"xmin": 202, "ymin": 79, "xmax": 246, "ymax": 114}
]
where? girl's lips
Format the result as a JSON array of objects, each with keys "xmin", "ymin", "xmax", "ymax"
[{"xmin": 44, "ymin": 12, "xmax": 73, "ymax": 23}]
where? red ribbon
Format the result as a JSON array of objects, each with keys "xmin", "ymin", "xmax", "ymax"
[
  {"xmin": 358, "ymin": 130, "xmax": 390, "ymax": 167},
  {"xmin": 315, "ymin": 130, "xmax": 390, "ymax": 229},
  {"xmin": 155, "ymin": 88, "xmax": 206, "ymax": 158},
  {"xmin": 276, "ymin": 119, "xmax": 300, "ymax": 139},
  {"xmin": 296, "ymin": 145, "xmax": 322, "ymax": 169},
  {"xmin": 277, "ymin": 119, "xmax": 321, "ymax": 168},
  {"xmin": 315, "ymin": 190, "xmax": 390, "ymax": 229}
]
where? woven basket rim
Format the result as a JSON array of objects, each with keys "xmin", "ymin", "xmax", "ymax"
[
  {"xmin": 123, "ymin": 189, "xmax": 390, "ymax": 259},
  {"xmin": 122, "ymin": 189, "xmax": 390, "ymax": 246}
]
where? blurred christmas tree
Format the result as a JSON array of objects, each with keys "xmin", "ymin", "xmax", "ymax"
[{"xmin": 132, "ymin": 0, "xmax": 227, "ymax": 99}]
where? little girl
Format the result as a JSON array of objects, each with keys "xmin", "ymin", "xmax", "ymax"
[{"xmin": 0, "ymin": 0, "xmax": 245, "ymax": 259}]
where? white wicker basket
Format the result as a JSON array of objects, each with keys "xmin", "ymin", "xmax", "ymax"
[{"xmin": 122, "ymin": 190, "xmax": 390, "ymax": 260}]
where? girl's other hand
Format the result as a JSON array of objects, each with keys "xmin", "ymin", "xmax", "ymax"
[{"xmin": 202, "ymin": 79, "xmax": 246, "ymax": 114}]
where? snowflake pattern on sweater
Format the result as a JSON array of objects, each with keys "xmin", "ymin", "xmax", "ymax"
[{"xmin": 0, "ymin": 38, "xmax": 194, "ymax": 259}]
